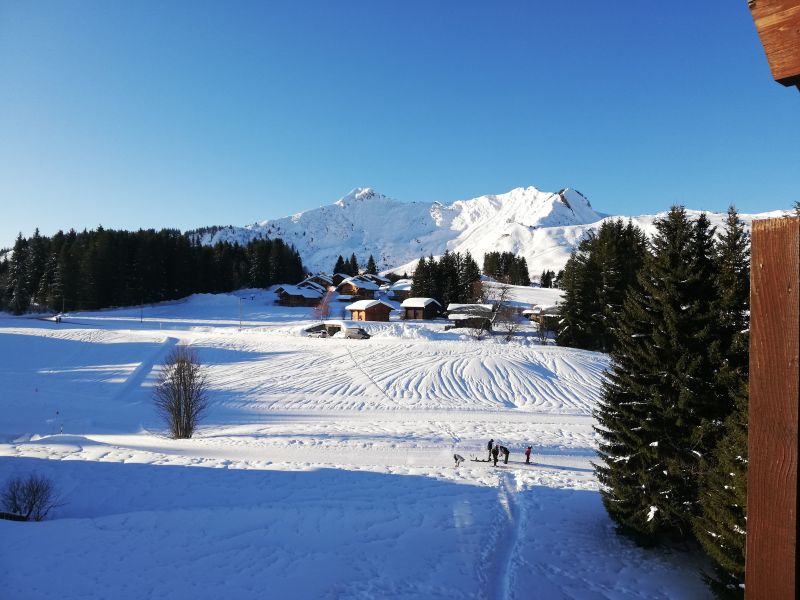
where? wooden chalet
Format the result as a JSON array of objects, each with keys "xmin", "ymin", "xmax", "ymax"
[
  {"xmin": 302, "ymin": 273, "xmax": 333, "ymax": 289},
  {"xmin": 331, "ymin": 273, "xmax": 350, "ymax": 286},
  {"xmin": 445, "ymin": 303, "xmax": 494, "ymax": 331},
  {"xmin": 387, "ymin": 279, "xmax": 413, "ymax": 301},
  {"xmin": 401, "ymin": 297, "xmax": 440, "ymax": 320},
  {"xmin": 345, "ymin": 299, "xmax": 394, "ymax": 322},
  {"xmin": 336, "ymin": 276, "xmax": 380, "ymax": 299},
  {"xmin": 275, "ymin": 284, "xmax": 323, "ymax": 307},
  {"xmin": 522, "ymin": 304, "xmax": 560, "ymax": 331},
  {"xmin": 361, "ymin": 273, "xmax": 392, "ymax": 286}
]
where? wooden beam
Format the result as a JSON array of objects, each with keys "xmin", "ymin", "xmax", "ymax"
[
  {"xmin": 746, "ymin": 216, "xmax": 800, "ymax": 599},
  {"xmin": 748, "ymin": 0, "xmax": 800, "ymax": 87}
]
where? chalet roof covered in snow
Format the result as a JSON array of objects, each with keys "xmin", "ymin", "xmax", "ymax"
[
  {"xmin": 522, "ymin": 304, "xmax": 560, "ymax": 316},
  {"xmin": 390, "ymin": 279, "xmax": 413, "ymax": 291},
  {"xmin": 339, "ymin": 277, "xmax": 380, "ymax": 291},
  {"xmin": 276, "ymin": 284, "xmax": 323, "ymax": 299},
  {"xmin": 345, "ymin": 299, "xmax": 395, "ymax": 311},
  {"xmin": 401, "ymin": 297, "xmax": 440, "ymax": 308},
  {"xmin": 446, "ymin": 303, "xmax": 493, "ymax": 314}
]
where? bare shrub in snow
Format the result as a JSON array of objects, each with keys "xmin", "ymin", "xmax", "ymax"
[
  {"xmin": 536, "ymin": 321, "xmax": 550, "ymax": 344},
  {"xmin": 313, "ymin": 290, "xmax": 335, "ymax": 321},
  {"xmin": 1, "ymin": 473, "xmax": 60, "ymax": 521},
  {"xmin": 154, "ymin": 346, "xmax": 209, "ymax": 439}
]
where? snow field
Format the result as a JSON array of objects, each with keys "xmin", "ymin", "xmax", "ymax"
[{"xmin": 0, "ymin": 292, "xmax": 711, "ymax": 599}]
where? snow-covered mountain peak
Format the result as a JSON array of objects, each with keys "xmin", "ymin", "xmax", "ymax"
[
  {"xmin": 335, "ymin": 187, "xmax": 385, "ymax": 206},
  {"xmin": 194, "ymin": 184, "xmax": 784, "ymax": 276}
]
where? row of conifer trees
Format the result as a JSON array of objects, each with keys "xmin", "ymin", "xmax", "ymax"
[
  {"xmin": 0, "ymin": 228, "xmax": 305, "ymax": 314},
  {"xmin": 410, "ymin": 250, "xmax": 482, "ymax": 309},
  {"xmin": 557, "ymin": 207, "xmax": 749, "ymax": 597},
  {"xmin": 332, "ymin": 253, "xmax": 378, "ymax": 277}
]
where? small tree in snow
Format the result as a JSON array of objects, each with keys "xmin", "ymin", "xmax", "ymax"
[
  {"xmin": 154, "ymin": 347, "xmax": 209, "ymax": 439},
  {"xmin": 313, "ymin": 290, "xmax": 335, "ymax": 321},
  {"xmin": 1, "ymin": 473, "xmax": 60, "ymax": 521}
]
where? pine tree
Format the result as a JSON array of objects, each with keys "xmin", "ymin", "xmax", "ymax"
[
  {"xmin": 458, "ymin": 251, "xmax": 482, "ymax": 302},
  {"xmin": 365, "ymin": 255, "xmax": 378, "ymax": 275},
  {"xmin": 693, "ymin": 206, "xmax": 750, "ymax": 597},
  {"xmin": 333, "ymin": 255, "xmax": 346, "ymax": 274},
  {"xmin": 6, "ymin": 234, "xmax": 31, "ymax": 314},
  {"xmin": 348, "ymin": 253, "xmax": 359, "ymax": 276},
  {"xmin": 595, "ymin": 207, "xmax": 720, "ymax": 539}
]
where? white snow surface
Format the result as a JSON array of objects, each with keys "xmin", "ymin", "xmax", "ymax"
[
  {"xmin": 195, "ymin": 185, "xmax": 787, "ymax": 274},
  {"xmin": 0, "ymin": 290, "xmax": 710, "ymax": 599}
]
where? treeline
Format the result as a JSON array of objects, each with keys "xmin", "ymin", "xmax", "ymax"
[
  {"xmin": 333, "ymin": 253, "xmax": 378, "ymax": 276},
  {"xmin": 482, "ymin": 251, "xmax": 530, "ymax": 286},
  {"xmin": 557, "ymin": 219, "xmax": 647, "ymax": 352},
  {"xmin": 0, "ymin": 228, "xmax": 304, "ymax": 314},
  {"xmin": 411, "ymin": 250, "xmax": 481, "ymax": 308},
  {"xmin": 557, "ymin": 209, "xmax": 749, "ymax": 596}
]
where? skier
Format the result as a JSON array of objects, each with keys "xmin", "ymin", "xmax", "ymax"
[
  {"xmin": 499, "ymin": 445, "xmax": 510, "ymax": 464},
  {"xmin": 487, "ymin": 438, "xmax": 494, "ymax": 461},
  {"xmin": 491, "ymin": 445, "xmax": 500, "ymax": 467},
  {"xmin": 524, "ymin": 446, "xmax": 532, "ymax": 465},
  {"xmin": 454, "ymin": 454, "xmax": 465, "ymax": 468}
]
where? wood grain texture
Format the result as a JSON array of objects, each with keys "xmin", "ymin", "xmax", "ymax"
[
  {"xmin": 749, "ymin": 0, "xmax": 800, "ymax": 85},
  {"xmin": 745, "ymin": 216, "xmax": 800, "ymax": 599}
]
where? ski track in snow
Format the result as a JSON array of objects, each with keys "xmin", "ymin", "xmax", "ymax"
[{"xmin": 0, "ymin": 293, "xmax": 711, "ymax": 599}]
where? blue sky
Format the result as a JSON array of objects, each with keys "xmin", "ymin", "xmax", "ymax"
[{"xmin": 1, "ymin": 0, "xmax": 798, "ymax": 246}]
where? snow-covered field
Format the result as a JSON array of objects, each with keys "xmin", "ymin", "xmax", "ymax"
[{"xmin": 0, "ymin": 290, "xmax": 710, "ymax": 599}]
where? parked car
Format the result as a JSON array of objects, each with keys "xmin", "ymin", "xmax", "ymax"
[
  {"xmin": 344, "ymin": 327, "xmax": 370, "ymax": 340},
  {"xmin": 304, "ymin": 324, "xmax": 328, "ymax": 338}
]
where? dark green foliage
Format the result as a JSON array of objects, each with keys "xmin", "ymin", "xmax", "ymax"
[
  {"xmin": 540, "ymin": 270, "xmax": 556, "ymax": 288},
  {"xmin": 333, "ymin": 255, "xmax": 346, "ymax": 275},
  {"xmin": 693, "ymin": 206, "xmax": 750, "ymax": 597},
  {"xmin": 483, "ymin": 251, "xmax": 530, "ymax": 285},
  {"xmin": 694, "ymin": 385, "xmax": 747, "ymax": 599},
  {"xmin": 365, "ymin": 255, "xmax": 378, "ymax": 275},
  {"xmin": 410, "ymin": 252, "xmax": 481, "ymax": 308},
  {"xmin": 347, "ymin": 253, "xmax": 359, "ymax": 276},
  {"xmin": 595, "ymin": 208, "xmax": 724, "ymax": 540},
  {"xmin": 557, "ymin": 219, "xmax": 646, "ymax": 352},
  {"xmin": 0, "ymin": 228, "xmax": 304, "ymax": 314}
]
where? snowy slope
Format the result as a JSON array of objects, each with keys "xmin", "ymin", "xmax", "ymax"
[
  {"xmin": 0, "ymin": 293, "xmax": 711, "ymax": 599},
  {"xmin": 194, "ymin": 186, "xmax": 787, "ymax": 275}
]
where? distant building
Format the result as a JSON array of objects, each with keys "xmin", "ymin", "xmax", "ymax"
[
  {"xmin": 401, "ymin": 297, "xmax": 440, "ymax": 320},
  {"xmin": 302, "ymin": 273, "xmax": 333, "ymax": 289},
  {"xmin": 522, "ymin": 304, "xmax": 560, "ymax": 331},
  {"xmin": 446, "ymin": 303, "xmax": 494, "ymax": 331},
  {"xmin": 337, "ymin": 276, "xmax": 380, "ymax": 299},
  {"xmin": 345, "ymin": 299, "xmax": 394, "ymax": 322},
  {"xmin": 275, "ymin": 284, "xmax": 324, "ymax": 307},
  {"xmin": 331, "ymin": 273, "xmax": 351, "ymax": 286},
  {"xmin": 387, "ymin": 279, "xmax": 413, "ymax": 301}
]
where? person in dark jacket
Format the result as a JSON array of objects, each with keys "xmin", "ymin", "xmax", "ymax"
[
  {"xmin": 487, "ymin": 439, "xmax": 494, "ymax": 461},
  {"xmin": 524, "ymin": 446, "xmax": 532, "ymax": 464},
  {"xmin": 491, "ymin": 445, "xmax": 500, "ymax": 466},
  {"xmin": 499, "ymin": 446, "xmax": 510, "ymax": 464},
  {"xmin": 454, "ymin": 454, "xmax": 465, "ymax": 468}
]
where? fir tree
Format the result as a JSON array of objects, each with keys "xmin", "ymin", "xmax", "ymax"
[
  {"xmin": 693, "ymin": 206, "xmax": 750, "ymax": 597},
  {"xmin": 365, "ymin": 255, "xmax": 378, "ymax": 275},
  {"xmin": 348, "ymin": 253, "xmax": 359, "ymax": 276},
  {"xmin": 595, "ymin": 207, "xmax": 720, "ymax": 539},
  {"xmin": 6, "ymin": 234, "xmax": 31, "ymax": 314},
  {"xmin": 458, "ymin": 251, "xmax": 482, "ymax": 302},
  {"xmin": 333, "ymin": 255, "xmax": 346, "ymax": 274}
]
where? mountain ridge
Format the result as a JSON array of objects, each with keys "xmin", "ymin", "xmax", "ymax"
[{"xmin": 191, "ymin": 186, "xmax": 787, "ymax": 275}]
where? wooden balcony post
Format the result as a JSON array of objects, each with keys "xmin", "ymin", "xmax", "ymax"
[{"xmin": 746, "ymin": 216, "xmax": 800, "ymax": 598}]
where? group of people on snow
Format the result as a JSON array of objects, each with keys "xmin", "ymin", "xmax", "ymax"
[{"xmin": 452, "ymin": 440, "xmax": 534, "ymax": 468}]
